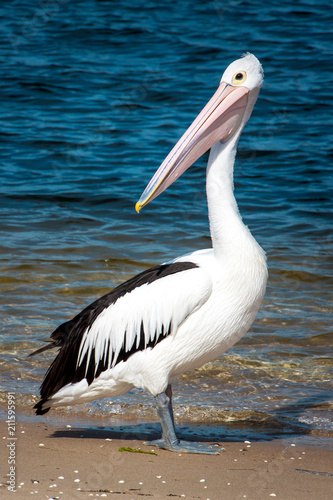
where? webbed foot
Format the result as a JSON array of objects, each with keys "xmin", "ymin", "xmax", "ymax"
[
  {"xmin": 145, "ymin": 438, "xmax": 223, "ymax": 454},
  {"xmin": 153, "ymin": 386, "xmax": 223, "ymax": 455}
]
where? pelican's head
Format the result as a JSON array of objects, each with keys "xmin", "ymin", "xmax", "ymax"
[
  {"xmin": 221, "ymin": 53, "xmax": 263, "ymax": 90},
  {"xmin": 219, "ymin": 53, "xmax": 263, "ymax": 128},
  {"xmin": 136, "ymin": 53, "xmax": 263, "ymax": 212}
]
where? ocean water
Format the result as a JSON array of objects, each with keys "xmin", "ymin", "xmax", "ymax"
[{"xmin": 0, "ymin": 0, "xmax": 332, "ymax": 444}]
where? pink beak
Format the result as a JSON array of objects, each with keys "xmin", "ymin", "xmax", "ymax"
[{"xmin": 136, "ymin": 82, "xmax": 249, "ymax": 212}]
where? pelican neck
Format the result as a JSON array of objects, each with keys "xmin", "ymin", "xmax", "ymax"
[{"xmin": 206, "ymin": 138, "xmax": 254, "ymax": 257}]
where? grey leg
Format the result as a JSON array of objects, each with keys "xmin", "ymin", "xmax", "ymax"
[
  {"xmin": 156, "ymin": 384, "xmax": 179, "ymax": 448},
  {"xmin": 145, "ymin": 384, "xmax": 224, "ymax": 454}
]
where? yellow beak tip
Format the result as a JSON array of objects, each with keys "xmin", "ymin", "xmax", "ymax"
[{"xmin": 135, "ymin": 201, "xmax": 141, "ymax": 213}]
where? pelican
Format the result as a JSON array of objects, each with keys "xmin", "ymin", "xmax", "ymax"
[{"xmin": 31, "ymin": 53, "xmax": 267, "ymax": 454}]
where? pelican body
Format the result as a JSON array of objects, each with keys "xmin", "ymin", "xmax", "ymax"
[{"xmin": 32, "ymin": 54, "xmax": 267, "ymax": 454}]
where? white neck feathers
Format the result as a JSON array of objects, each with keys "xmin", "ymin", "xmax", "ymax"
[{"xmin": 206, "ymin": 137, "xmax": 260, "ymax": 259}]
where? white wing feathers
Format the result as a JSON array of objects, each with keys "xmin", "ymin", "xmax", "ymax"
[{"xmin": 77, "ymin": 266, "xmax": 212, "ymax": 376}]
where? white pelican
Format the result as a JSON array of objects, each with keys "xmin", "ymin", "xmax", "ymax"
[{"xmin": 31, "ymin": 53, "xmax": 267, "ymax": 454}]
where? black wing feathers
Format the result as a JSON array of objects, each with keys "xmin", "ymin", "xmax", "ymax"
[{"xmin": 33, "ymin": 261, "xmax": 197, "ymax": 414}]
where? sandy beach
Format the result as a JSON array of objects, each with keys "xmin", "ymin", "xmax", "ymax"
[{"xmin": 1, "ymin": 415, "xmax": 332, "ymax": 500}]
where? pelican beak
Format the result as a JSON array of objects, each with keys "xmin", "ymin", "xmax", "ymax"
[{"xmin": 135, "ymin": 82, "xmax": 249, "ymax": 212}]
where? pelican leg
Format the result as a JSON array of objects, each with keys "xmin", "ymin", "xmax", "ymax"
[{"xmin": 145, "ymin": 385, "xmax": 223, "ymax": 454}]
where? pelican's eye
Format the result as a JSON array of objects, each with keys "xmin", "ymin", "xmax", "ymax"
[{"xmin": 232, "ymin": 71, "xmax": 247, "ymax": 85}]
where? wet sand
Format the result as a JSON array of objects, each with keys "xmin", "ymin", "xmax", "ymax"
[{"xmin": 1, "ymin": 417, "xmax": 332, "ymax": 500}]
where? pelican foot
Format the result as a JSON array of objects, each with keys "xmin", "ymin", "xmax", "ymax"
[
  {"xmin": 144, "ymin": 438, "xmax": 224, "ymax": 455},
  {"xmin": 152, "ymin": 388, "xmax": 224, "ymax": 454}
]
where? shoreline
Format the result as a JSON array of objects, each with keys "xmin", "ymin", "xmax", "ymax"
[{"xmin": 1, "ymin": 412, "xmax": 332, "ymax": 499}]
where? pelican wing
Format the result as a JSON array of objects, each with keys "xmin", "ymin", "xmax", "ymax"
[{"xmin": 36, "ymin": 261, "xmax": 212, "ymax": 406}]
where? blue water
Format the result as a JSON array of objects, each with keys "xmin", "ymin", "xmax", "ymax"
[{"xmin": 0, "ymin": 1, "xmax": 332, "ymax": 443}]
